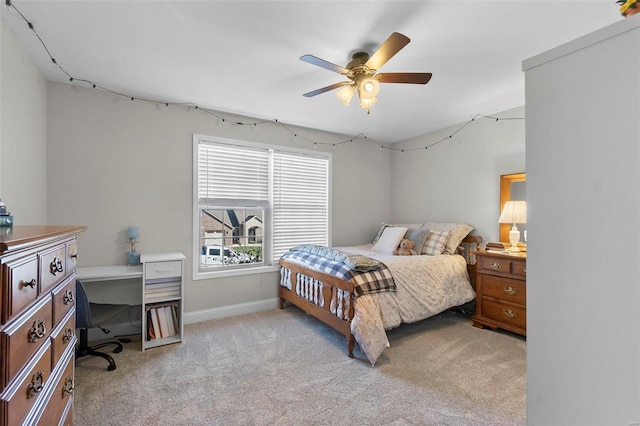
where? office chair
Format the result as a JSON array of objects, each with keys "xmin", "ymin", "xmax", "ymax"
[{"xmin": 75, "ymin": 279, "xmax": 131, "ymax": 371}]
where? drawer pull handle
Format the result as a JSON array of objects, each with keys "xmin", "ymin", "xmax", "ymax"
[
  {"xmin": 22, "ymin": 278, "xmax": 37, "ymax": 289},
  {"xmin": 50, "ymin": 257, "xmax": 64, "ymax": 275},
  {"xmin": 62, "ymin": 327, "xmax": 73, "ymax": 344},
  {"xmin": 503, "ymin": 286, "xmax": 519, "ymax": 296},
  {"xmin": 63, "ymin": 289, "xmax": 74, "ymax": 305},
  {"xmin": 29, "ymin": 319, "xmax": 47, "ymax": 342},
  {"xmin": 70, "ymin": 253, "xmax": 78, "ymax": 259},
  {"xmin": 27, "ymin": 371, "xmax": 44, "ymax": 399},
  {"xmin": 502, "ymin": 309, "xmax": 518, "ymax": 319},
  {"xmin": 155, "ymin": 268, "xmax": 173, "ymax": 274},
  {"xmin": 490, "ymin": 262, "xmax": 502, "ymax": 270},
  {"xmin": 62, "ymin": 375, "xmax": 74, "ymax": 397}
]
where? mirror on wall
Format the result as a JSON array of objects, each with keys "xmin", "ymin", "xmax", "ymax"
[{"xmin": 499, "ymin": 172, "xmax": 526, "ymax": 243}]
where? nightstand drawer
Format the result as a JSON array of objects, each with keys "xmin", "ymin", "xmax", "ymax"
[
  {"xmin": 144, "ymin": 261, "xmax": 182, "ymax": 280},
  {"xmin": 478, "ymin": 256, "xmax": 512, "ymax": 274},
  {"xmin": 478, "ymin": 256, "xmax": 526, "ymax": 278},
  {"xmin": 481, "ymin": 275, "xmax": 526, "ymax": 305},
  {"xmin": 481, "ymin": 298, "xmax": 526, "ymax": 330}
]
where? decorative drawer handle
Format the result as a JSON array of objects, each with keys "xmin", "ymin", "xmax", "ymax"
[
  {"xmin": 27, "ymin": 371, "xmax": 44, "ymax": 399},
  {"xmin": 63, "ymin": 289, "xmax": 74, "ymax": 305},
  {"xmin": 29, "ymin": 319, "xmax": 47, "ymax": 342},
  {"xmin": 503, "ymin": 286, "xmax": 519, "ymax": 296},
  {"xmin": 70, "ymin": 253, "xmax": 78, "ymax": 259},
  {"xmin": 62, "ymin": 327, "xmax": 73, "ymax": 344},
  {"xmin": 62, "ymin": 375, "xmax": 74, "ymax": 397},
  {"xmin": 490, "ymin": 262, "xmax": 502, "ymax": 270},
  {"xmin": 22, "ymin": 278, "xmax": 37, "ymax": 289},
  {"xmin": 502, "ymin": 309, "xmax": 518, "ymax": 319},
  {"xmin": 155, "ymin": 268, "xmax": 173, "ymax": 274},
  {"xmin": 50, "ymin": 257, "xmax": 64, "ymax": 275}
]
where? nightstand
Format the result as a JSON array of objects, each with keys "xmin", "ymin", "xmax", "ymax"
[{"xmin": 472, "ymin": 250, "xmax": 526, "ymax": 336}]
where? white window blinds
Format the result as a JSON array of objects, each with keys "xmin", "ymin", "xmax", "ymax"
[
  {"xmin": 197, "ymin": 142, "xmax": 269, "ymax": 206},
  {"xmin": 272, "ymin": 151, "xmax": 329, "ymax": 261}
]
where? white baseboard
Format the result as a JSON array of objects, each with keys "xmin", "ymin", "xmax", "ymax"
[{"xmin": 184, "ymin": 298, "xmax": 279, "ymax": 324}]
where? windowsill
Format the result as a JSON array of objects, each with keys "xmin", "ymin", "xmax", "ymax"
[{"xmin": 192, "ymin": 264, "xmax": 280, "ymax": 280}]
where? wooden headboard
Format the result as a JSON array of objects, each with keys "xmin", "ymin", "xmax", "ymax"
[{"xmin": 458, "ymin": 234, "xmax": 483, "ymax": 288}]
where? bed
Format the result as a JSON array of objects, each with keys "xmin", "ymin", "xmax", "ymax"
[{"xmin": 278, "ymin": 222, "xmax": 483, "ymax": 365}]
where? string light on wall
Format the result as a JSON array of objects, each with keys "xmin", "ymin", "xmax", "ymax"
[{"xmin": 4, "ymin": 0, "xmax": 524, "ymax": 153}]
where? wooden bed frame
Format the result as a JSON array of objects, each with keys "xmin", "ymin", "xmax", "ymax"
[{"xmin": 278, "ymin": 234, "xmax": 483, "ymax": 358}]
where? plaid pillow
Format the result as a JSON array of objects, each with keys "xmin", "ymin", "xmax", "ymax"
[{"xmin": 422, "ymin": 230, "xmax": 450, "ymax": 255}]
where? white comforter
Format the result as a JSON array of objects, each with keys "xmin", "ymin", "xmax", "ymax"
[{"xmin": 338, "ymin": 245, "xmax": 476, "ymax": 365}]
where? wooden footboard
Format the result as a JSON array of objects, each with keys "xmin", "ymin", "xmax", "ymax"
[
  {"xmin": 279, "ymin": 259, "xmax": 357, "ymax": 357},
  {"xmin": 278, "ymin": 234, "xmax": 483, "ymax": 358}
]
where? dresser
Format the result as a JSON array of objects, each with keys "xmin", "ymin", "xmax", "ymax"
[
  {"xmin": 0, "ymin": 225, "xmax": 86, "ymax": 425},
  {"xmin": 472, "ymin": 250, "xmax": 526, "ymax": 336}
]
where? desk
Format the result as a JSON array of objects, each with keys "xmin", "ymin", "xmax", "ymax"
[
  {"xmin": 76, "ymin": 265, "xmax": 144, "ymax": 342},
  {"xmin": 76, "ymin": 264, "xmax": 143, "ymax": 282},
  {"xmin": 75, "ymin": 254, "xmax": 185, "ymax": 350}
]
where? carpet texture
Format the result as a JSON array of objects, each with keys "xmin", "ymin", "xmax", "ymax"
[{"xmin": 73, "ymin": 308, "xmax": 526, "ymax": 425}]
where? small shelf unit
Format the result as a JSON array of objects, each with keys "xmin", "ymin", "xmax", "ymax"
[{"xmin": 141, "ymin": 252, "xmax": 186, "ymax": 351}]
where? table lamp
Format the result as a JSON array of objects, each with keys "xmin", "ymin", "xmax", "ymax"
[
  {"xmin": 498, "ymin": 201, "xmax": 527, "ymax": 253},
  {"xmin": 126, "ymin": 226, "xmax": 140, "ymax": 265}
]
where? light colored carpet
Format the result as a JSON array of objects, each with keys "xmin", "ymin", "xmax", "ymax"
[{"xmin": 73, "ymin": 307, "xmax": 526, "ymax": 425}]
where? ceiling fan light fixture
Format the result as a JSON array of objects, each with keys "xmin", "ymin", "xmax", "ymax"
[
  {"xmin": 359, "ymin": 96, "xmax": 377, "ymax": 109},
  {"xmin": 358, "ymin": 77, "xmax": 380, "ymax": 100},
  {"xmin": 336, "ymin": 85, "xmax": 355, "ymax": 106}
]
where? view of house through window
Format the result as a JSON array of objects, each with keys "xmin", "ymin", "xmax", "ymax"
[{"xmin": 199, "ymin": 208, "xmax": 264, "ymax": 267}]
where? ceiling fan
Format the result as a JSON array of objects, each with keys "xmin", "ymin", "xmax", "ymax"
[{"xmin": 300, "ymin": 32, "xmax": 432, "ymax": 114}]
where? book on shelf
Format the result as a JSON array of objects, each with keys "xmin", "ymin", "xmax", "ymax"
[
  {"xmin": 164, "ymin": 306, "xmax": 176, "ymax": 337},
  {"xmin": 147, "ymin": 303, "xmax": 180, "ymax": 340}
]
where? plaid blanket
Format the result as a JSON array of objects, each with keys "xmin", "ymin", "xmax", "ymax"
[{"xmin": 280, "ymin": 250, "xmax": 396, "ymax": 297}]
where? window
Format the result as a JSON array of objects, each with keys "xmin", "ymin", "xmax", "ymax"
[{"xmin": 193, "ymin": 134, "xmax": 330, "ymax": 278}]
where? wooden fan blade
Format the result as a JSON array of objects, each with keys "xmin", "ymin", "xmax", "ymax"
[
  {"xmin": 377, "ymin": 73, "xmax": 432, "ymax": 84},
  {"xmin": 300, "ymin": 55, "xmax": 349, "ymax": 74},
  {"xmin": 365, "ymin": 32, "xmax": 410, "ymax": 71},
  {"xmin": 303, "ymin": 81, "xmax": 350, "ymax": 97}
]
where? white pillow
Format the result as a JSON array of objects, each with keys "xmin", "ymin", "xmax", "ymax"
[{"xmin": 371, "ymin": 226, "xmax": 408, "ymax": 254}]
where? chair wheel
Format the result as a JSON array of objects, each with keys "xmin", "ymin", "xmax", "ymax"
[
  {"xmin": 113, "ymin": 347, "xmax": 123, "ymax": 354},
  {"xmin": 118, "ymin": 337, "xmax": 132, "ymax": 343},
  {"xmin": 107, "ymin": 364, "xmax": 116, "ymax": 371}
]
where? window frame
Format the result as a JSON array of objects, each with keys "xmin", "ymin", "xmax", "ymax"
[{"xmin": 192, "ymin": 133, "xmax": 331, "ymax": 280}]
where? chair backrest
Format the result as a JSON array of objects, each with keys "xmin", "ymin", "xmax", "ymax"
[{"xmin": 75, "ymin": 279, "xmax": 93, "ymax": 329}]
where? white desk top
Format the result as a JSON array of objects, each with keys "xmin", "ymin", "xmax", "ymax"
[
  {"xmin": 76, "ymin": 252, "xmax": 185, "ymax": 282},
  {"xmin": 76, "ymin": 265, "xmax": 143, "ymax": 282}
]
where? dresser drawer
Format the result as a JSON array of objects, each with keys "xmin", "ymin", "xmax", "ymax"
[
  {"xmin": 39, "ymin": 244, "xmax": 67, "ymax": 294},
  {"xmin": 51, "ymin": 276, "xmax": 76, "ymax": 328},
  {"xmin": 1, "ymin": 296, "xmax": 53, "ymax": 392},
  {"xmin": 36, "ymin": 349, "xmax": 74, "ymax": 426},
  {"xmin": 3, "ymin": 254, "xmax": 38, "ymax": 324},
  {"xmin": 145, "ymin": 260, "xmax": 182, "ymax": 280},
  {"xmin": 50, "ymin": 310, "xmax": 75, "ymax": 371},
  {"xmin": 66, "ymin": 240, "xmax": 78, "ymax": 273},
  {"xmin": 0, "ymin": 342, "xmax": 52, "ymax": 426},
  {"xmin": 481, "ymin": 298, "xmax": 526, "ymax": 330},
  {"xmin": 480, "ymin": 275, "xmax": 526, "ymax": 305}
]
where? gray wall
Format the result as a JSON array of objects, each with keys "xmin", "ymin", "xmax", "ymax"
[
  {"xmin": 0, "ymin": 19, "xmax": 48, "ymax": 223},
  {"xmin": 524, "ymin": 18, "xmax": 640, "ymax": 424},
  {"xmin": 45, "ymin": 82, "xmax": 392, "ymax": 320},
  {"xmin": 390, "ymin": 106, "xmax": 526, "ymax": 243}
]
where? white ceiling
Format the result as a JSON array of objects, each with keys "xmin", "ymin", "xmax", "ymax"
[{"xmin": 1, "ymin": 1, "xmax": 621, "ymax": 143}]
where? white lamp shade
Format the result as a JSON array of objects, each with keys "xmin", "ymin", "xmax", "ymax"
[
  {"xmin": 358, "ymin": 77, "xmax": 380, "ymax": 100},
  {"xmin": 498, "ymin": 200, "xmax": 527, "ymax": 224},
  {"xmin": 359, "ymin": 96, "xmax": 378, "ymax": 109},
  {"xmin": 336, "ymin": 85, "xmax": 355, "ymax": 106}
]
